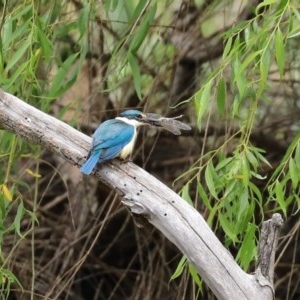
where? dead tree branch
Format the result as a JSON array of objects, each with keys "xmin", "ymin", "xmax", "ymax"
[{"xmin": 0, "ymin": 89, "xmax": 280, "ymax": 299}]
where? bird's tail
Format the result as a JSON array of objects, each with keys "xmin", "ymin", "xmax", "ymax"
[{"xmin": 80, "ymin": 153, "xmax": 100, "ymax": 175}]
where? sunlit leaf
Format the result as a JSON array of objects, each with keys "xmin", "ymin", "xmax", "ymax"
[
  {"xmin": 25, "ymin": 168, "xmax": 42, "ymax": 178},
  {"xmin": 0, "ymin": 184, "xmax": 13, "ymax": 201}
]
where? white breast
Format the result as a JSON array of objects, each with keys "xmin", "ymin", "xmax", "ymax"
[
  {"xmin": 119, "ymin": 128, "xmax": 137, "ymax": 159},
  {"xmin": 115, "ymin": 117, "xmax": 141, "ymax": 160}
]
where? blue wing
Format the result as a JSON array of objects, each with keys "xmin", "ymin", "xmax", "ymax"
[{"xmin": 80, "ymin": 119, "xmax": 134, "ymax": 175}]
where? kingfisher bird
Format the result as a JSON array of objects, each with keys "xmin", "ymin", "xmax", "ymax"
[{"xmin": 80, "ymin": 110, "xmax": 151, "ymax": 175}]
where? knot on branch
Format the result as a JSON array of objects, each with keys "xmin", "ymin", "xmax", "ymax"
[{"xmin": 121, "ymin": 197, "xmax": 149, "ymax": 215}]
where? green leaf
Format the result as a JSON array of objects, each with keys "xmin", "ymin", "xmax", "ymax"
[
  {"xmin": 233, "ymin": 58, "xmax": 247, "ymax": 99},
  {"xmin": 25, "ymin": 208, "xmax": 39, "ymax": 225},
  {"xmin": 48, "ymin": 52, "xmax": 79, "ymax": 98},
  {"xmin": 197, "ymin": 182, "xmax": 212, "ymax": 210},
  {"xmin": 36, "ymin": 19, "xmax": 52, "ymax": 60},
  {"xmin": 215, "ymin": 157, "xmax": 233, "ymax": 170},
  {"xmin": 245, "ymin": 148, "xmax": 258, "ymax": 169},
  {"xmin": 253, "ymin": 148, "xmax": 272, "ymax": 168},
  {"xmin": 6, "ymin": 61, "xmax": 29, "ymax": 90},
  {"xmin": 289, "ymin": 158, "xmax": 299, "ymax": 189},
  {"xmin": 205, "ymin": 161, "xmax": 218, "ymax": 199},
  {"xmin": 188, "ymin": 263, "xmax": 202, "ymax": 290},
  {"xmin": 255, "ymin": 0, "xmax": 277, "ymax": 15},
  {"xmin": 104, "ymin": 0, "xmax": 119, "ymax": 11},
  {"xmin": 78, "ymin": 4, "xmax": 90, "ymax": 36},
  {"xmin": 238, "ymin": 188, "xmax": 249, "ymax": 220},
  {"xmin": 240, "ymin": 51, "xmax": 260, "ymax": 72},
  {"xmin": 219, "ymin": 213, "xmax": 239, "ymax": 243},
  {"xmin": 241, "ymin": 158, "xmax": 250, "ymax": 186},
  {"xmin": 14, "ymin": 201, "xmax": 24, "ymax": 237},
  {"xmin": 3, "ymin": 19, "xmax": 31, "ymax": 48},
  {"xmin": 275, "ymin": 180, "xmax": 286, "ymax": 217},
  {"xmin": 259, "ymin": 49, "xmax": 271, "ymax": 96},
  {"xmin": 236, "ymin": 223, "xmax": 257, "ymax": 270},
  {"xmin": 249, "ymin": 182, "xmax": 262, "ymax": 202},
  {"xmin": 170, "ymin": 256, "xmax": 187, "ymax": 281},
  {"xmin": 275, "ymin": 28, "xmax": 285, "ymax": 77},
  {"xmin": 129, "ymin": 3, "xmax": 156, "ymax": 54},
  {"xmin": 130, "ymin": 0, "xmax": 148, "ymax": 22},
  {"xmin": 1, "ymin": 268, "xmax": 23, "ymax": 290},
  {"xmin": 235, "ymin": 199, "xmax": 254, "ymax": 233},
  {"xmin": 181, "ymin": 184, "xmax": 193, "ymax": 205},
  {"xmin": 223, "ymin": 181, "xmax": 236, "ymax": 199},
  {"xmin": 295, "ymin": 143, "xmax": 300, "ymax": 168},
  {"xmin": 288, "ymin": 27, "xmax": 300, "ymax": 39},
  {"xmin": 5, "ymin": 39, "xmax": 31, "ymax": 72},
  {"xmin": 195, "ymin": 81, "xmax": 212, "ymax": 128},
  {"xmin": 222, "ymin": 36, "xmax": 233, "ymax": 59},
  {"xmin": 127, "ymin": 52, "xmax": 142, "ymax": 100},
  {"xmin": 216, "ymin": 78, "xmax": 226, "ymax": 116}
]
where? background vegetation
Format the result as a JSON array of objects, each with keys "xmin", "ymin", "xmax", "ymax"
[{"xmin": 0, "ymin": 0, "xmax": 300, "ymax": 299}]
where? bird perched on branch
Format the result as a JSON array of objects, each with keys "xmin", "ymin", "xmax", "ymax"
[
  {"xmin": 80, "ymin": 110, "xmax": 152, "ymax": 175},
  {"xmin": 80, "ymin": 109, "xmax": 191, "ymax": 175}
]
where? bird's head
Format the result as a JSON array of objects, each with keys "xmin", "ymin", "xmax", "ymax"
[{"xmin": 117, "ymin": 110, "xmax": 151, "ymax": 127}]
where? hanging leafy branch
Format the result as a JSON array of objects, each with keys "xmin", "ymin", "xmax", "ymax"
[{"xmin": 178, "ymin": 0, "xmax": 300, "ymax": 271}]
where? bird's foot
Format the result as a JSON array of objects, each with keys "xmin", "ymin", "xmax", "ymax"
[{"xmin": 120, "ymin": 157, "xmax": 133, "ymax": 164}]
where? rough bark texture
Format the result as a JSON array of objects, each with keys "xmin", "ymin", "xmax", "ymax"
[
  {"xmin": 0, "ymin": 89, "xmax": 279, "ymax": 299},
  {"xmin": 255, "ymin": 213, "xmax": 284, "ymax": 297}
]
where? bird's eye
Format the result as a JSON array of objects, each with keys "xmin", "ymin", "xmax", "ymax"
[{"xmin": 136, "ymin": 114, "xmax": 143, "ymax": 119}]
